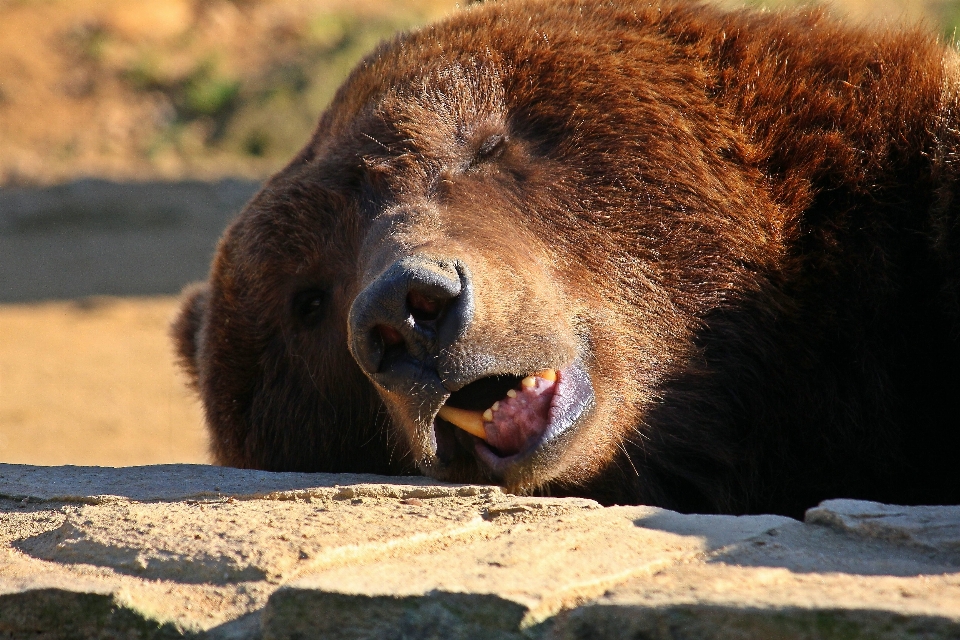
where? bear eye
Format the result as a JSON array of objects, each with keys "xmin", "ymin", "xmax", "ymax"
[
  {"xmin": 474, "ymin": 133, "xmax": 507, "ymax": 164},
  {"xmin": 292, "ymin": 288, "xmax": 330, "ymax": 327}
]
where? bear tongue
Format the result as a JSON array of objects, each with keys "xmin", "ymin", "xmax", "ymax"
[{"xmin": 483, "ymin": 377, "xmax": 555, "ymax": 456}]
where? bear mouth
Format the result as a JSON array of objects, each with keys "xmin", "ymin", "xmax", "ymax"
[{"xmin": 432, "ymin": 362, "xmax": 595, "ymax": 474}]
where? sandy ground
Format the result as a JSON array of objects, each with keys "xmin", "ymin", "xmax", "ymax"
[{"xmin": 0, "ymin": 296, "xmax": 209, "ymax": 466}]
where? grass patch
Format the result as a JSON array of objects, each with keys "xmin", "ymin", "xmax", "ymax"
[
  {"xmin": 219, "ymin": 11, "xmax": 420, "ymax": 161},
  {"xmin": 181, "ymin": 61, "xmax": 240, "ymax": 120},
  {"xmin": 113, "ymin": 6, "xmax": 434, "ymax": 165},
  {"xmin": 939, "ymin": 0, "xmax": 960, "ymax": 42}
]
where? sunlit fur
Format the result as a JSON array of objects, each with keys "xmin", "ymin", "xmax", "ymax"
[{"xmin": 174, "ymin": 0, "xmax": 960, "ymax": 517}]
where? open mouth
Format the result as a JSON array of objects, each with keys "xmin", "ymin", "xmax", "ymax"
[{"xmin": 434, "ymin": 362, "xmax": 594, "ymax": 471}]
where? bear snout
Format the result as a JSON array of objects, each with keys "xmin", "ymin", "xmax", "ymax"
[{"xmin": 348, "ymin": 254, "xmax": 474, "ymax": 397}]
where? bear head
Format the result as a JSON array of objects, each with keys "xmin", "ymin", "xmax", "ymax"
[{"xmin": 175, "ymin": 0, "xmax": 925, "ymax": 509}]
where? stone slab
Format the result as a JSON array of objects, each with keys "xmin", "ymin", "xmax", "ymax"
[
  {"xmin": 548, "ymin": 602, "xmax": 960, "ymax": 640},
  {"xmin": 543, "ymin": 501, "xmax": 960, "ymax": 640},
  {"xmin": 267, "ymin": 507, "xmax": 790, "ymax": 638},
  {"xmin": 807, "ymin": 499, "xmax": 960, "ymax": 560},
  {"xmin": 0, "ymin": 463, "xmax": 493, "ymax": 503},
  {"xmin": 0, "ymin": 588, "xmax": 187, "ymax": 640},
  {"xmin": 0, "ymin": 465, "xmax": 958, "ymax": 639}
]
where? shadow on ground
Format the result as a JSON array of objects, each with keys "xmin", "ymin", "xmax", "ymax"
[
  {"xmin": 0, "ymin": 179, "xmax": 260, "ymax": 302},
  {"xmin": 634, "ymin": 508, "xmax": 960, "ymax": 577}
]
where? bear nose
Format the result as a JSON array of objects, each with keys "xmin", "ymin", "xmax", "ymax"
[{"xmin": 348, "ymin": 256, "xmax": 473, "ymax": 388}]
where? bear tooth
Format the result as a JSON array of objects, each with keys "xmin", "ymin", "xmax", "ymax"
[
  {"xmin": 483, "ymin": 408, "xmax": 493, "ymax": 422},
  {"xmin": 437, "ymin": 406, "xmax": 486, "ymax": 440},
  {"xmin": 521, "ymin": 376, "xmax": 536, "ymax": 389},
  {"xmin": 492, "ymin": 401, "xmax": 500, "ymax": 411},
  {"xmin": 537, "ymin": 369, "xmax": 558, "ymax": 382},
  {"xmin": 506, "ymin": 389, "xmax": 518, "ymax": 398}
]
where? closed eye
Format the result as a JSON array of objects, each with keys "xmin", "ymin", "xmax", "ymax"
[{"xmin": 473, "ymin": 133, "xmax": 507, "ymax": 165}]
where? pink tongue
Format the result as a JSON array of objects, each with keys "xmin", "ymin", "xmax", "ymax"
[{"xmin": 483, "ymin": 377, "xmax": 556, "ymax": 456}]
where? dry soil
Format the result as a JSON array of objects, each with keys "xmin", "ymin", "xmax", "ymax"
[{"xmin": 0, "ymin": 296, "xmax": 208, "ymax": 466}]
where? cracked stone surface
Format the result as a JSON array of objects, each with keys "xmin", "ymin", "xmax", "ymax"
[
  {"xmin": 0, "ymin": 465, "xmax": 959, "ymax": 639},
  {"xmin": 806, "ymin": 499, "xmax": 960, "ymax": 558}
]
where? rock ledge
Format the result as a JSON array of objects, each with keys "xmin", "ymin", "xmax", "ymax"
[{"xmin": 1, "ymin": 464, "xmax": 958, "ymax": 639}]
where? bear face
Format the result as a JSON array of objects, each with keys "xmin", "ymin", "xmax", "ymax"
[{"xmin": 175, "ymin": 0, "xmax": 960, "ymax": 516}]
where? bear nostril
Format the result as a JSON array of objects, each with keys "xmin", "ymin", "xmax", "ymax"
[
  {"xmin": 377, "ymin": 324, "xmax": 404, "ymax": 346},
  {"xmin": 407, "ymin": 291, "xmax": 446, "ymax": 323},
  {"xmin": 349, "ymin": 256, "xmax": 472, "ymax": 379},
  {"xmin": 373, "ymin": 324, "xmax": 407, "ymax": 372}
]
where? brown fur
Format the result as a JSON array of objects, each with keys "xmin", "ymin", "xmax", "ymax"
[{"xmin": 173, "ymin": 0, "xmax": 960, "ymax": 517}]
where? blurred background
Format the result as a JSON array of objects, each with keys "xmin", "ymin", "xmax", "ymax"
[{"xmin": 0, "ymin": 0, "xmax": 957, "ymax": 467}]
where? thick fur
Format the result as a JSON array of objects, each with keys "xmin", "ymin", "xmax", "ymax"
[{"xmin": 174, "ymin": 0, "xmax": 960, "ymax": 517}]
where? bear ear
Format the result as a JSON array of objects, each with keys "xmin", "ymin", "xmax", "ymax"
[{"xmin": 171, "ymin": 283, "xmax": 210, "ymax": 389}]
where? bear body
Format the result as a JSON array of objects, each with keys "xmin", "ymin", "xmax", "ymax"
[{"xmin": 175, "ymin": 0, "xmax": 960, "ymax": 517}]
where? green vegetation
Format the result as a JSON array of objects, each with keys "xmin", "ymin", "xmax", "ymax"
[
  {"xmin": 939, "ymin": 1, "xmax": 960, "ymax": 42},
  {"xmin": 117, "ymin": 10, "xmax": 427, "ymax": 166}
]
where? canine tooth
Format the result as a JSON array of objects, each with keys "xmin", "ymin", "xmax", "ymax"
[
  {"xmin": 437, "ymin": 406, "xmax": 486, "ymax": 439},
  {"xmin": 483, "ymin": 409, "xmax": 493, "ymax": 421},
  {"xmin": 536, "ymin": 369, "xmax": 558, "ymax": 382},
  {"xmin": 492, "ymin": 401, "xmax": 500, "ymax": 411},
  {"xmin": 521, "ymin": 376, "xmax": 536, "ymax": 389},
  {"xmin": 507, "ymin": 389, "xmax": 518, "ymax": 398}
]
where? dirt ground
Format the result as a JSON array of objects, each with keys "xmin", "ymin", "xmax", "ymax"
[
  {"xmin": 0, "ymin": 0, "xmax": 457, "ymax": 186},
  {"xmin": 0, "ymin": 296, "xmax": 209, "ymax": 465}
]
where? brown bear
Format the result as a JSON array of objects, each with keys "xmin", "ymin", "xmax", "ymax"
[{"xmin": 173, "ymin": 0, "xmax": 960, "ymax": 517}]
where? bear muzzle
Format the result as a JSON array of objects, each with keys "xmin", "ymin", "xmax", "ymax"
[{"xmin": 347, "ymin": 253, "xmax": 596, "ymax": 485}]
